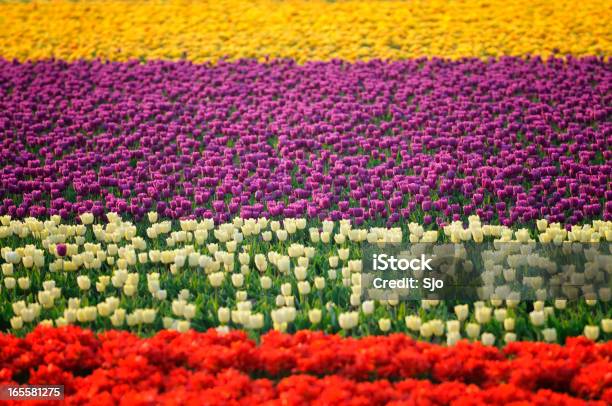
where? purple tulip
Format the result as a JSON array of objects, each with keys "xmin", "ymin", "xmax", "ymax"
[{"xmin": 56, "ymin": 244, "xmax": 67, "ymax": 257}]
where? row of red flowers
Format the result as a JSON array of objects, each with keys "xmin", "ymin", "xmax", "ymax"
[{"xmin": 0, "ymin": 327, "xmax": 610, "ymax": 405}]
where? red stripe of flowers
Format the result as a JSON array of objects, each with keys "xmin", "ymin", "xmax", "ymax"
[{"xmin": 0, "ymin": 326, "xmax": 610, "ymax": 405}]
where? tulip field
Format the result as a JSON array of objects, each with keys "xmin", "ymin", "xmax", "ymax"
[{"xmin": 0, "ymin": 0, "xmax": 611, "ymax": 404}]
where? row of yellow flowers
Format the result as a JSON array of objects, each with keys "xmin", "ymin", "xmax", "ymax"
[{"xmin": 0, "ymin": 0, "xmax": 609, "ymax": 62}]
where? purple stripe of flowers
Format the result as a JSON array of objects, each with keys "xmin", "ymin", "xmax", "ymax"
[{"xmin": 0, "ymin": 57, "xmax": 610, "ymax": 226}]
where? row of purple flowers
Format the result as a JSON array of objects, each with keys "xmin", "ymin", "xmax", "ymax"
[{"xmin": 0, "ymin": 57, "xmax": 610, "ymax": 226}]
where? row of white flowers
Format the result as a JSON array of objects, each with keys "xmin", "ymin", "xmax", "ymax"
[{"xmin": 1, "ymin": 213, "xmax": 610, "ymax": 344}]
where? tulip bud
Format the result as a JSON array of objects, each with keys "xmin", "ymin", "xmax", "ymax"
[
  {"xmin": 309, "ymin": 229, "xmax": 320, "ymax": 243},
  {"xmin": 254, "ymin": 254, "xmax": 267, "ymax": 272},
  {"xmin": 260, "ymin": 276, "xmax": 272, "ymax": 290},
  {"xmin": 297, "ymin": 281, "xmax": 311, "ymax": 295},
  {"xmin": 584, "ymin": 325, "xmax": 600, "ymax": 341},
  {"xmin": 298, "ymin": 256, "xmax": 309, "ymax": 267},
  {"xmin": 218, "ymin": 307, "xmax": 231, "ymax": 324},
  {"xmin": 183, "ymin": 304, "xmax": 196, "ymax": 320},
  {"xmin": 348, "ymin": 260, "xmax": 362, "ymax": 272},
  {"xmin": 361, "ymin": 300, "xmax": 374, "ymax": 315},
  {"xmin": 304, "ymin": 247, "xmax": 316, "ymax": 259},
  {"xmin": 162, "ymin": 317, "xmax": 174, "ymax": 329},
  {"xmin": 465, "ymin": 323, "xmax": 481, "ymax": 339},
  {"xmin": 76, "ymin": 308, "xmax": 88, "ymax": 323},
  {"xmin": 294, "ymin": 266, "xmax": 307, "ymax": 281},
  {"xmin": 446, "ymin": 320, "xmax": 460, "ymax": 334},
  {"xmin": 475, "ymin": 306, "xmax": 492, "ymax": 324},
  {"xmin": 481, "ymin": 333, "xmax": 495, "ymax": 346},
  {"xmin": 447, "ymin": 331, "xmax": 461, "ymax": 346},
  {"xmin": 123, "ymin": 283, "xmax": 136, "ymax": 296},
  {"xmin": 85, "ymin": 306, "xmax": 97, "ymax": 321},
  {"xmin": 147, "ymin": 212, "xmax": 158, "ymax": 223},
  {"xmin": 419, "ymin": 322, "xmax": 433, "ymax": 338},
  {"xmin": 38, "ymin": 291, "xmax": 54, "ymax": 308},
  {"xmin": 10, "ymin": 316, "xmax": 23, "ymax": 330},
  {"xmin": 80, "ymin": 213, "xmax": 94, "ymax": 225},
  {"xmin": 172, "ymin": 300, "xmax": 185, "ymax": 317},
  {"xmin": 208, "ymin": 272, "xmax": 224, "ymax": 287},
  {"xmin": 55, "ymin": 244, "xmax": 67, "ymax": 257},
  {"xmin": 529, "ymin": 310, "xmax": 545, "ymax": 326},
  {"xmin": 430, "ymin": 319, "xmax": 444, "ymax": 336},
  {"xmin": 236, "ymin": 290, "xmax": 247, "ymax": 302},
  {"xmin": 142, "ymin": 309, "xmax": 156, "ymax": 324},
  {"xmin": 322, "ymin": 221, "xmax": 334, "ymax": 234},
  {"xmin": 177, "ymin": 320, "xmax": 190, "ymax": 333},
  {"xmin": 284, "ymin": 222, "xmax": 296, "ymax": 235},
  {"xmin": 2, "ymin": 262, "xmax": 13, "ymax": 275},
  {"xmin": 338, "ymin": 248, "xmax": 349, "ymax": 261},
  {"xmin": 284, "ymin": 307, "xmax": 297, "ymax": 323},
  {"xmin": 77, "ymin": 275, "xmax": 91, "ymax": 290},
  {"xmin": 68, "ymin": 298, "xmax": 81, "ymax": 309},
  {"xmin": 378, "ymin": 318, "xmax": 391, "ymax": 332},
  {"xmin": 4, "ymin": 277, "xmax": 16, "ymax": 289},
  {"xmin": 405, "ymin": 315, "xmax": 421, "ymax": 332},
  {"xmin": 308, "ymin": 309, "xmax": 322, "ymax": 324},
  {"xmin": 5, "ymin": 251, "xmax": 21, "ymax": 264},
  {"xmin": 97, "ymin": 302, "xmax": 111, "ymax": 317},
  {"xmin": 338, "ymin": 311, "xmax": 358, "ymax": 330},
  {"xmin": 276, "ymin": 230, "xmax": 288, "ymax": 242},
  {"xmin": 542, "ymin": 328, "xmax": 557, "ymax": 342},
  {"xmin": 280, "ymin": 283, "xmax": 292, "ymax": 296},
  {"xmin": 328, "ymin": 256, "xmax": 339, "ymax": 268},
  {"xmin": 494, "ymin": 308, "xmax": 507, "ymax": 322},
  {"xmin": 284, "ymin": 295, "xmax": 295, "ymax": 307},
  {"xmin": 60, "ymin": 308, "xmax": 75, "ymax": 324},
  {"xmin": 454, "ymin": 304, "xmax": 469, "ymax": 321},
  {"xmin": 22, "ymin": 255, "xmax": 33, "ymax": 268},
  {"xmin": 536, "ymin": 219, "xmax": 548, "ymax": 232}
]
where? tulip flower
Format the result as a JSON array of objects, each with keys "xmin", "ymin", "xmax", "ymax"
[{"xmin": 584, "ymin": 325, "xmax": 600, "ymax": 341}]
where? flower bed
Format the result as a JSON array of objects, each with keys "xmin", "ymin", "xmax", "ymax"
[
  {"xmin": 0, "ymin": 326, "xmax": 610, "ymax": 404},
  {"xmin": 0, "ymin": 0, "xmax": 609, "ymax": 62},
  {"xmin": 1, "ymin": 214, "xmax": 610, "ymax": 343},
  {"xmin": 0, "ymin": 58, "xmax": 610, "ymax": 225}
]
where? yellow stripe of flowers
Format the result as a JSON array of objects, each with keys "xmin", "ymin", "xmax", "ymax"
[{"xmin": 0, "ymin": 0, "xmax": 610, "ymax": 62}]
